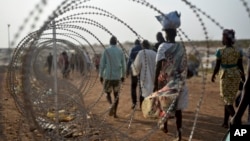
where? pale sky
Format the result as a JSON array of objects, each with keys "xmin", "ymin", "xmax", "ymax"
[{"xmin": 0, "ymin": 0, "xmax": 249, "ymax": 48}]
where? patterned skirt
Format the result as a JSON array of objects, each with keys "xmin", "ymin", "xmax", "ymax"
[{"xmin": 220, "ymin": 68, "xmax": 241, "ymax": 105}]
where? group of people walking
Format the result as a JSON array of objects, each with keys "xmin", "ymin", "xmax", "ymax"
[
  {"xmin": 99, "ymin": 11, "xmax": 188, "ymax": 140},
  {"xmin": 46, "ymin": 51, "xmax": 71, "ymax": 78},
  {"xmin": 46, "ymin": 50, "xmax": 90, "ymax": 78},
  {"xmin": 44, "ymin": 10, "xmax": 249, "ymax": 141},
  {"xmin": 98, "ymin": 10, "xmax": 250, "ymax": 141}
]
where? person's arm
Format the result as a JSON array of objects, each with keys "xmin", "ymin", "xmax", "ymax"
[
  {"xmin": 153, "ymin": 45, "xmax": 166, "ymax": 91},
  {"xmin": 211, "ymin": 59, "xmax": 221, "ymax": 82},
  {"xmin": 99, "ymin": 51, "xmax": 106, "ymax": 83},
  {"xmin": 237, "ymin": 50, "xmax": 245, "ymax": 81},
  {"xmin": 154, "ymin": 59, "xmax": 163, "ymax": 91},
  {"xmin": 121, "ymin": 52, "xmax": 126, "ymax": 79},
  {"xmin": 126, "ymin": 49, "xmax": 132, "ymax": 77},
  {"xmin": 211, "ymin": 49, "xmax": 221, "ymax": 82},
  {"xmin": 238, "ymin": 59, "xmax": 245, "ymax": 79},
  {"xmin": 131, "ymin": 51, "xmax": 142, "ymax": 76}
]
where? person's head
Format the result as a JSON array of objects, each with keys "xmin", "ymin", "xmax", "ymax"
[
  {"xmin": 222, "ymin": 29, "xmax": 235, "ymax": 46},
  {"xmin": 134, "ymin": 39, "xmax": 140, "ymax": 45},
  {"xmin": 110, "ymin": 36, "xmax": 117, "ymax": 45},
  {"xmin": 62, "ymin": 51, "xmax": 67, "ymax": 55},
  {"xmin": 156, "ymin": 11, "xmax": 180, "ymax": 43},
  {"xmin": 156, "ymin": 32, "xmax": 165, "ymax": 42},
  {"xmin": 163, "ymin": 28, "xmax": 177, "ymax": 43},
  {"xmin": 142, "ymin": 40, "xmax": 150, "ymax": 49}
]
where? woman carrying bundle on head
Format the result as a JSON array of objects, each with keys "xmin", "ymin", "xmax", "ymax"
[{"xmin": 141, "ymin": 11, "xmax": 188, "ymax": 141}]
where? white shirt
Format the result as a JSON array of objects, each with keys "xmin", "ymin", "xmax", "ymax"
[
  {"xmin": 156, "ymin": 42, "xmax": 174, "ymax": 62},
  {"xmin": 132, "ymin": 49, "xmax": 157, "ymax": 97}
]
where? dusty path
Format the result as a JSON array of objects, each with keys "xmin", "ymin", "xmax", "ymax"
[{"xmin": 0, "ymin": 66, "xmax": 248, "ymax": 141}]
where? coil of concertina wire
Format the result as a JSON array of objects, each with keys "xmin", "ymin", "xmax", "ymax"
[{"xmin": 6, "ymin": 0, "xmax": 250, "ymax": 140}]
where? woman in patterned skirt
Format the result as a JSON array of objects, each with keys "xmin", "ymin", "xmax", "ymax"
[{"xmin": 211, "ymin": 29, "xmax": 245, "ymax": 128}]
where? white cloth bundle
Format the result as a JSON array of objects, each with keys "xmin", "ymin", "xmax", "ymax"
[{"xmin": 156, "ymin": 11, "xmax": 181, "ymax": 29}]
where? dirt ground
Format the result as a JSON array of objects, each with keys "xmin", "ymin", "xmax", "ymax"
[{"xmin": 0, "ymin": 66, "xmax": 248, "ymax": 141}]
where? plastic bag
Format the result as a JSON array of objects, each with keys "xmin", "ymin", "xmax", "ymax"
[{"xmin": 156, "ymin": 11, "xmax": 181, "ymax": 29}]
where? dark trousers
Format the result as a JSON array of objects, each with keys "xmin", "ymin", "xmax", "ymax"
[
  {"xmin": 175, "ymin": 110, "xmax": 182, "ymax": 129},
  {"xmin": 223, "ymin": 105, "xmax": 235, "ymax": 126},
  {"xmin": 106, "ymin": 92, "xmax": 119, "ymax": 116},
  {"xmin": 48, "ymin": 63, "xmax": 52, "ymax": 74},
  {"xmin": 131, "ymin": 75, "xmax": 144, "ymax": 107},
  {"xmin": 131, "ymin": 75, "xmax": 138, "ymax": 105},
  {"xmin": 164, "ymin": 110, "xmax": 182, "ymax": 129}
]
